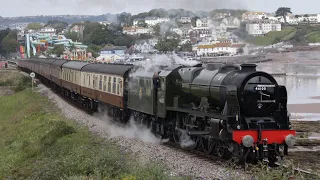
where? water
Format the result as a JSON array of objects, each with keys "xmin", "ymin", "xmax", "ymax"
[{"xmin": 257, "ymin": 52, "xmax": 320, "ymax": 121}]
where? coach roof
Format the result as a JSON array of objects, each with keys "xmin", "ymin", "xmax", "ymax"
[
  {"xmin": 51, "ymin": 59, "xmax": 68, "ymax": 67},
  {"xmin": 81, "ymin": 63, "xmax": 134, "ymax": 76},
  {"xmin": 62, "ymin": 61, "xmax": 89, "ymax": 71}
]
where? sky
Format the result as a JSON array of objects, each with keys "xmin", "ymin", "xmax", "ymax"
[{"xmin": 0, "ymin": 0, "xmax": 319, "ymax": 17}]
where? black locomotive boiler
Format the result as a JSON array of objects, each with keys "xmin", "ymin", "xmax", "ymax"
[{"xmin": 17, "ymin": 59, "xmax": 296, "ymax": 163}]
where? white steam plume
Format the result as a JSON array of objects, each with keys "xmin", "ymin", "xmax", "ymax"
[
  {"xmin": 160, "ymin": 20, "xmax": 179, "ymax": 37},
  {"xmin": 179, "ymin": 132, "xmax": 196, "ymax": 148},
  {"xmin": 129, "ymin": 53, "xmax": 199, "ymax": 78},
  {"xmin": 94, "ymin": 112, "xmax": 161, "ymax": 144}
]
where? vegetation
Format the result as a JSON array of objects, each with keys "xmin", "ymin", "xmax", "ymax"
[
  {"xmin": 0, "ymin": 74, "xmax": 188, "ymax": 180},
  {"xmin": 26, "ymin": 22, "xmax": 43, "ymax": 30},
  {"xmin": 247, "ymin": 27, "xmax": 297, "ymax": 46},
  {"xmin": 0, "ymin": 29, "xmax": 19, "ymax": 56},
  {"xmin": 46, "ymin": 20, "xmax": 68, "ymax": 33},
  {"xmin": 50, "ymin": 44, "xmax": 65, "ymax": 57},
  {"xmin": 275, "ymin": 7, "xmax": 292, "ymax": 24},
  {"xmin": 155, "ymin": 38, "xmax": 180, "ymax": 52}
]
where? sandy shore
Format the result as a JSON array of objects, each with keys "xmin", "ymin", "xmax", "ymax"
[
  {"xmin": 311, "ymin": 96, "xmax": 320, "ymax": 100},
  {"xmin": 288, "ymin": 103, "xmax": 320, "ymax": 113}
]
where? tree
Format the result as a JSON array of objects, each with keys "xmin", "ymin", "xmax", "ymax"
[
  {"xmin": 155, "ymin": 38, "xmax": 180, "ymax": 52},
  {"xmin": 153, "ymin": 24, "xmax": 161, "ymax": 37},
  {"xmin": 65, "ymin": 31, "xmax": 80, "ymax": 42},
  {"xmin": 51, "ymin": 44, "xmax": 64, "ymax": 57},
  {"xmin": 46, "ymin": 20, "xmax": 68, "ymax": 33},
  {"xmin": 275, "ymin": 7, "xmax": 292, "ymax": 24},
  {"xmin": 0, "ymin": 35, "xmax": 19, "ymax": 55},
  {"xmin": 180, "ymin": 42, "xmax": 192, "ymax": 51},
  {"xmin": 191, "ymin": 17, "xmax": 199, "ymax": 27},
  {"xmin": 0, "ymin": 31, "xmax": 19, "ymax": 55},
  {"xmin": 26, "ymin": 23, "xmax": 43, "ymax": 30}
]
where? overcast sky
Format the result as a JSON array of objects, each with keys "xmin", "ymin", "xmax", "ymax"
[{"xmin": 0, "ymin": 0, "xmax": 319, "ymax": 17}]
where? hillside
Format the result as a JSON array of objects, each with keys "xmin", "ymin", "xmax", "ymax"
[{"xmin": 241, "ymin": 25, "xmax": 320, "ymax": 46}]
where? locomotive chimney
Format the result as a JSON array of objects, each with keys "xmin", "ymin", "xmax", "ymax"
[{"xmin": 240, "ymin": 64, "xmax": 257, "ymax": 72}]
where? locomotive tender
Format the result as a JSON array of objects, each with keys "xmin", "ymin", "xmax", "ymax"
[{"xmin": 17, "ymin": 58, "xmax": 296, "ymax": 163}]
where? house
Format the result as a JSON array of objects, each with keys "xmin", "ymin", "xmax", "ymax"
[
  {"xmin": 99, "ymin": 21, "xmax": 111, "ymax": 26},
  {"xmin": 134, "ymin": 39, "xmax": 158, "ymax": 53},
  {"xmin": 123, "ymin": 26, "xmax": 153, "ymax": 35},
  {"xmin": 70, "ymin": 25, "xmax": 84, "ymax": 33},
  {"xmin": 246, "ymin": 20, "xmax": 281, "ymax": 36},
  {"xmin": 214, "ymin": 13, "xmax": 231, "ymax": 19},
  {"xmin": 221, "ymin": 17, "xmax": 241, "ymax": 29},
  {"xmin": 39, "ymin": 26, "xmax": 56, "ymax": 35},
  {"xmin": 145, "ymin": 17, "xmax": 170, "ymax": 26},
  {"xmin": 179, "ymin": 17, "xmax": 192, "ymax": 23},
  {"xmin": 133, "ymin": 17, "xmax": 170, "ymax": 27},
  {"xmin": 242, "ymin": 12, "xmax": 267, "ymax": 21},
  {"xmin": 196, "ymin": 42, "xmax": 246, "ymax": 56},
  {"xmin": 98, "ymin": 45, "xmax": 127, "ymax": 62},
  {"xmin": 171, "ymin": 28, "xmax": 183, "ymax": 36},
  {"xmin": 196, "ymin": 18, "xmax": 209, "ymax": 27},
  {"xmin": 133, "ymin": 18, "xmax": 145, "ymax": 26}
]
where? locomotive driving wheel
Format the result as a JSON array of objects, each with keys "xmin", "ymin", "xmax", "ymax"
[{"xmin": 203, "ymin": 138, "xmax": 215, "ymax": 155}]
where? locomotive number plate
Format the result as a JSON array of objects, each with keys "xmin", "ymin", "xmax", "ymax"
[{"xmin": 255, "ymin": 86, "xmax": 267, "ymax": 91}]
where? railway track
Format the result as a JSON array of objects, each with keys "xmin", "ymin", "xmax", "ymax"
[{"xmin": 32, "ymin": 77, "xmax": 319, "ymax": 179}]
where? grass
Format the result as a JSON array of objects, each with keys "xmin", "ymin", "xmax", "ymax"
[
  {"xmin": 0, "ymin": 75, "xmax": 188, "ymax": 179},
  {"xmin": 248, "ymin": 27, "xmax": 297, "ymax": 46},
  {"xmin": 0, "ymin": 71, "xmax": 32, "ymax": 92}
]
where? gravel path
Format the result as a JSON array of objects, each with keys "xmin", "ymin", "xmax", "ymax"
[{"xmin": 36, "ymin": 84, "xmax": 251, "ymax": 180}]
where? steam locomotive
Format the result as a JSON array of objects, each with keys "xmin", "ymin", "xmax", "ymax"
[{"xmin": 17, "ymin": 59, "xmax": 296, "ymax": 163}]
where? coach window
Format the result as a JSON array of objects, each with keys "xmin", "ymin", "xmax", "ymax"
[
  {"xmin": 103, "ymin": 76, "xmax": 107, "ymax": 92},
  {"xmin": 118, "ymin": 78, "xmax": 122, "ymax": 95},
  {"xmin": 99, "ymin": 75, "xmax": 102, "ymax": 90},
  {"xmin": 83, "ymin": 73, "xmax": 86, "ymax": 86},
  {"xmin": 74, "ymin": 71, "xmax": 77, "ymax": 82},
  {"xmin": 88, "ymin": 74, "xmax": 91, "ymax": 87},
  {"xmin": 112, "ymin": 77, "xmax": 116, "ymax": 94},
  {"xmin": 117, "ymin": 78, "xmax": 120, "ymax": 95},
  {"xmin": 108, "ymin": 77, "xmax": 111, "ymax": 92}
]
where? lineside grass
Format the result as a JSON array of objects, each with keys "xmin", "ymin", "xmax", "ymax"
[{"xmin": 0, "ymin": 88, "xmax": 187, "ymax": 179}]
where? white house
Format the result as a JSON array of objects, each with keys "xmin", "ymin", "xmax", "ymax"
[
  {"xmin": 221, "ymin": 17, "xmax": 241, "ymax": 28},
  {"xmin": 179, "ymin": 17, "xmax": 192, "ymax": 23},
  {"xmin": 133, "ymin": 18, "xmax": 144, "ymax": 26},
  {"xmin": 39, "ymin": 26, "xmax": 56, "ymax": 34},
  {"xmin": 134, "ymin": 39, "xmax": 158, "ymax": 53},
  {"xmin": 242, "ymin": 12, "xmax": 267, "ymax": 21},
  {"xmin": 144, "ymin": 17, "xmax": 170, "ymax": 26},
  {"xmin": 171, "ymin": 28, "xmax": 183, "ymax": 36},
  {"xmin": 196, "ymin": 42, "xmax": 246, "ymax": 56},
  {"xmin": 123, "ymin": 26, "xmax": 153, "ymax": 35},
  {"xmin": 246, "ymin": 20, "xmax": 281, "ymax": 36},
  {"xmin": 196, "ymin": 18, "xmax": 208, "ymax": 27}
]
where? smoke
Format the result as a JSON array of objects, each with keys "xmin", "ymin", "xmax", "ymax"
[
  {"xmin": 129, "ymin": 53, "xmax": 199, "ymax": 78},
  {"xmin": 160, "ymin": 20, "xmax": 178, "ymax": 37},
  {"xmin": 179, "ymin": 132, "xmax": 196, "ymax": 148},
  {"xmin": 94, "ymin": 111, "xmax": 161, "ymax": 144}
]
